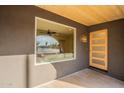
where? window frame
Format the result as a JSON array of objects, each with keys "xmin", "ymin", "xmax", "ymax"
[{"xmin": 34, "ymin": 16, "xmax": 76, "ymax": 66}]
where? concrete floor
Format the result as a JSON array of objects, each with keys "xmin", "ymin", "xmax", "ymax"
[{"xmin": 41, "ymin": 69, "xmax": 124, "ymax": 88}]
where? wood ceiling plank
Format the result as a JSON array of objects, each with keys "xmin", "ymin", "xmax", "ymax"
[
  {"xmin": 39, "ymin": 5, "xmax": 89, "ymax": 25},
  {"xmin": 66, "ymin": 6, "xmax": 96, "ymax": 25},
  {"xmin": 78, "ymin": 6, "xmax": 105, "ymax": 23},
  {"xmin": 118, "ymin": 6, "xmax": 124, "ymax": 16},
  {"xmin": 37, "ymin": 5, "xmax": 124, "ymax": 26}
]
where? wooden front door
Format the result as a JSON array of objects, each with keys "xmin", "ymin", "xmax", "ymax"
[{"xmin": 90, "ymin": 29, "xmax": 108, "ymax": 70}]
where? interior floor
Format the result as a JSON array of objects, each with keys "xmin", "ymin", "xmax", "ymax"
[{"xmin": 40, "ymin": 69, "xmax": 124, "ymax": 88}]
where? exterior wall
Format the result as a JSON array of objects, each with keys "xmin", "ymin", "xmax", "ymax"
[{"xmin": 0, "ymin": 6, "xmax": 89, "ymax": 87}]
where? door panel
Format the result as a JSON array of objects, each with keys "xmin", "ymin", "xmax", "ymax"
[{"xmin": 90, "ymin": 29, "xmax": 108, "ymax": 70}]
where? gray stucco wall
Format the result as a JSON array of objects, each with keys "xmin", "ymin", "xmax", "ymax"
[{"xmin": 0, "ymin": 6, "xmax": 89, "ymax": 87}]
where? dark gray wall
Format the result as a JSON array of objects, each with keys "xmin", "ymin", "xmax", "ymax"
[
  {"xmin": 0, "ymin": 6, "xmax": 89, "ymax": 87},
  {"xmin": 89, "ymin": 19, "xmax": 124, "ymax": 81}
]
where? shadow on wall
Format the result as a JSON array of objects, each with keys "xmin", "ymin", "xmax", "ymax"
[
  {"xmin": 51, "ymin": 60, "xmax": 82, "ymax": 79},
  {"xmin": 0, "ymin": 48, "xmax": 87, "ymax": 88},
  {"xmin": 28, "ymin": 54, "xmax": 57, "ymax": 87},
  {"xmin": 28, "ymin": 54, "xmax": 85, "ymax": 88}
]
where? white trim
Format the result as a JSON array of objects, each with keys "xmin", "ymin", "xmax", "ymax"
[
  {"xmin": 35, "ymin": 58, "xmax": 76, "ymax": 66},
  {"xmin": 34, "ymin": 16, "xmax": 76, "ymax": 66}
]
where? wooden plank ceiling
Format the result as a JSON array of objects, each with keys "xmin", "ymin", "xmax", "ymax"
[{"xmin": 37, "ymin": 5, "xmax": 124, "ymax": 26}]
